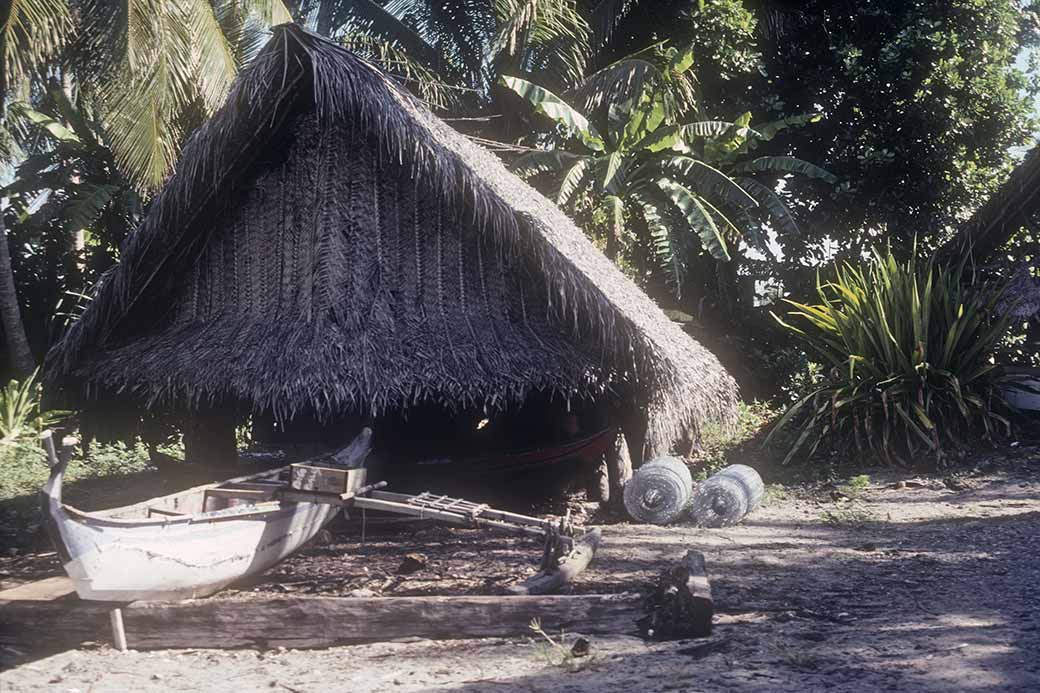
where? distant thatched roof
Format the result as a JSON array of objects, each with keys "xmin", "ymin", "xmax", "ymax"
[
  {"xmin": 942, "ymin": 145, "xmax": 1040, "ymax": 261},
  {"xmin": 46, "ymin": 24, "xmax": 738, "ymax": 455}
]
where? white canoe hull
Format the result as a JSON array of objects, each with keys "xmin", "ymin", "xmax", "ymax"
[
  {"xmin": 48, "ymin": 501, "xmax": 340, "ymax": 601},
  {"xmin": 42, "ymin": 460, "xmax": 343, "ymax": 602}
]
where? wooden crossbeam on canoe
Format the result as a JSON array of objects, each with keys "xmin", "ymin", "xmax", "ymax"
[
  {"xmin": 147, "ymin": 507, "xmax": 188, "ymax": 518},
  {"xmin": 276, "ymin": 480, "xmax": 386, "ymax": 506},
  {"xmin": 202, "ymin": 487, "xmax": 277, "ymax": 511}
]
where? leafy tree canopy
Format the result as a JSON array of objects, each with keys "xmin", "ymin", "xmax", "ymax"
[{"xmin": 738, "ymin": 0, "xmax": 1039, "ymax": 267}]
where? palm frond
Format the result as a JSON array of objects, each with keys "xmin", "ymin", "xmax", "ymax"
[
  {"xmin": 8, "ymin": 103, "xmax": 81, "ymax": 145},
  {"xmin": 492, "ymin": 0, "xmax": 589, "ymax": 85},
  {"xmin": 338, "ymin": 0, "xmax": 443, "ymax": 68},
  {"xmin": 238, "ymin": 0, "xmax": 293, "ymax": 25},
  {"xmin": 214, "ymin": 1, "xmax": 270, "ymax": 67},
  {"xmin": 341, "ymin": 29, "xmax": 457, "ymax": 108},
  {"xmin": 557, "ymin": 156, "xmax": 592, "ymax": 206},
  {"xmin": 752, "ymin": 113, "xmax": 822, "ymax": 143},
  {"xmin": 635, "ymin": 190, "xmax": 686, "ymax": 296},
  {"xmin": 567, "ymin": 57, "xmax": 662, "ymax": 113},
  {"xmin": 511, "ymin": 149, "xmax": 580, "ymax": 178},
  {"xmin": 98, "ymin": 0, "xmax": 238, "ymax": 192},
  {"xmin": 590, "ymin": 0, "xmax": 636, "ymax": 48},
  {"xmin": 181, "ymin": 0, "xmax": 238, "ymax": 112},
  {"xmin": 1, "ymin": 0, "xmax": 72, "ymax": 100},
  {"xmin": 63, "ymin": 182, "xmax": 122, "ymax": 234}
]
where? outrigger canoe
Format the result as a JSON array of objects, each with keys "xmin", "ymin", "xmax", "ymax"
[
  {"xmin": 40, "ymin": 431, "xmax": 374, "ymax": 602},
  {"xmin": 39, "ymin": 429, "xmax": 575, "ymax": 603}
]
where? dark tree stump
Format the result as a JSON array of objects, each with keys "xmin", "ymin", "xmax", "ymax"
[{"xmin": 639, "ymin": 550, "xmax": 714, "ymax": 639}]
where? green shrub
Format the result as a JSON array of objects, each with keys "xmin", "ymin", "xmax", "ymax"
[
  {"xmin": 0, "ymin": 370, "xmax": 67, "ymax": 445},
  {"xmin": 768, "ymin": 249, "xmax": 1014, "ymax": 465},
  {"xmin": 1, "ymin": 438, "xmax": 154, "ymax": 505},
  {"xmin": 83, "ymin": 440, "xmax": 153, "ymax": 477},
  {"xmin": 692, "ymin": 400, "xmax": 779, "ymax": 477}
]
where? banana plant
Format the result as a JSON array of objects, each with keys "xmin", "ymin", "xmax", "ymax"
[
  {"xmin": 502, "ymin": 50, "xmax": 835, "ymax": 296},
  {"xmin": 2, "ymin": 90, "xmax": 141, "ymax": 293}
]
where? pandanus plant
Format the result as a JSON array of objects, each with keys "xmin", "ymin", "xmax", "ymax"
[
  {"xmin": 768, "ymin": 249, "xmax": 1018, "ymax": 466},
  {"xmin": 500, "ymin": 44, "xmax": 835, "ymax": 296}
]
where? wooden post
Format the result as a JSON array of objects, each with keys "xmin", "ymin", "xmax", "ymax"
[
  {"xmin": 585, "ymin": 454, "xmax": 610, "ymax": 502},
  {"xmin": 109, "ymin": 608, "xmax": 128, "ymax": 652},
  {"xmin": 606, "ymin": 430, "xmax": 632, "ymax": 509},
  {"xmin": 620, "ymin": 412, "xmax": 647, "ymax": 471}
]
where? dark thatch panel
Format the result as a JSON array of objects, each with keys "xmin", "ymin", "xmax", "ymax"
[{"xmin": 46, "ymin": 25, "xmax": 738, "ymax": 456}]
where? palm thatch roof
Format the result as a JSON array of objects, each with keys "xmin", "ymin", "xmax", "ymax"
[
  {"xmin": 941, "ymin": 145, "xmax": 1040, "ymax": 261},
  {"xmin": 46, "ymin": 24, "xmax": 738, "ymax": 456}
]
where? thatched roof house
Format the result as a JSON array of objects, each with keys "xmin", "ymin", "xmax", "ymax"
[{"xmin": 47, "ymin": 25, "xmax": 737, "ymax": 461}]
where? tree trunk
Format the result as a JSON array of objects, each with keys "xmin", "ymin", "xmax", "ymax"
[{"xmin": 0, "ymin": 210, "xmax": 35, "ymax": 378}]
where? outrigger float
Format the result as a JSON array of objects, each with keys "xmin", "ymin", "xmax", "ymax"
[{"xmin": 39, "ymin": 429, "xmax": 593, "ymax": 603}]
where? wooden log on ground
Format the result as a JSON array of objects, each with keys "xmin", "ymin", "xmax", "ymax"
[
  {"xmin": 0, "ymin": 593, "xmax": 644, "ymax": 651},
  {"xmin": 507, "ymin": 529, "xmax": 602, "ymax": 596},
  {"xmin": 638, "ymin": 550, "xmax": 713, "ymax": 639}
]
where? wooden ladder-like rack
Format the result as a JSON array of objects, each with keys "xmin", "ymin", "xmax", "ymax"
[{"xmin": 353, "ymin": 490, "xmax": 573, "ymax": 546}]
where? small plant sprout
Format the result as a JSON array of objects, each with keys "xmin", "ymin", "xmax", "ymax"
[
  {"xmin": 842, "ymin": 475, "xmax": 870, "ymax": 498},
  {"xmin": 528, "ymin": 618, "xmax": 593, "ymax": 672}
]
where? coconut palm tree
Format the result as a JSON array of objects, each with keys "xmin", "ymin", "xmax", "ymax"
[
  {"xmin": 0, "ymin": 0, "xmax": 74, "ymax": 374},
  {"xmin": 0, "ymin": 0, "xmax": 291, "ymax": 371}
]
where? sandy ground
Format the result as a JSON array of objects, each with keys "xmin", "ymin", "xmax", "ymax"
[{"xmin": 3, "ymin": 450, "xmax": 1040, "ymax": 692}]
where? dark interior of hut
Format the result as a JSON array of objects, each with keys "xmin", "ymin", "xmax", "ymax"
[{"xmin": 257, "ymin": 391, "xmax": 613, "ymax": 505}]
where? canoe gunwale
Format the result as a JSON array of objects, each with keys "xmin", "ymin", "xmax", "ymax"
[
  {"xmin": 59, "ymin": 500, "xmax": 291, "ymax": 528},
  {"xmin": 88, "ymin": 466, "xmax": 288, "ymax": 521}
]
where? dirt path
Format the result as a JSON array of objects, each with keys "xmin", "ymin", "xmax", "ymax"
[{"xmin": 3, "ymin": 456, "xmax": 1040, "ymax": 692}]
